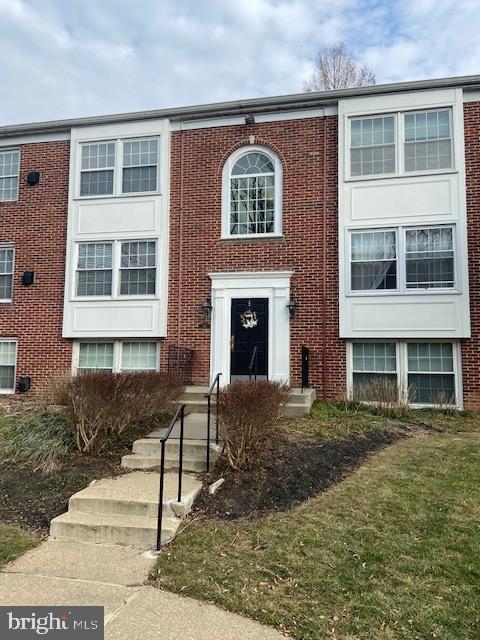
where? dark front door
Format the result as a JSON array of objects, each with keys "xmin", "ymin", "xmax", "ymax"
[{"xmin": 230, "ymin": 298, "xmax": 268, "ymax": 379}]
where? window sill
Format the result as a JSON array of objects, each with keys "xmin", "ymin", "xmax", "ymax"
[
  {"xmin": 71, "ymin": 295, "xmax": 159, "ymax": 302},
  {"xmin": 0, "ymin": 389, "xmax": 15, "ymax": 395},
  {"xmin": 346, "ymin": 289, "xmax": 461, "ymax": 297},
  {"xmin": 345, "ymin": 168, "xmax": 457, "ymax": 183},
  {"xmin": 219, "ymin": 234, "xmax": 284, "ymax": 243},
  {"xmin": 73, "ymin": 191, "xmax": 161, "ymax": 201}
]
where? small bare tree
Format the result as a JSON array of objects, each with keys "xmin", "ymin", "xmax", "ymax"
[{"xmin": 303, "ymin": 42, "xmax": 376, "ymax": 92}]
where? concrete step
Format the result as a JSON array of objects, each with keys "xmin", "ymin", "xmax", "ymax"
[
  {"xmin": 132, "ymin": 438, "xmax": 215, "ymax": 457},
  {"xmin": 121, "ymin": 453, "xmax": 216, "ymax": 472},
  {"xmin": 50, "ymin": 511, "xmax": 178, "ymax": 548},
  {"xmin": 68, "ymin": 471, "xmax": 201, "ymax": 519}
]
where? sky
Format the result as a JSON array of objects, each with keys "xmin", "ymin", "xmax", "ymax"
[{"xmin": 0, "ymin": 0, "xmax": 479, "ymax": 125}]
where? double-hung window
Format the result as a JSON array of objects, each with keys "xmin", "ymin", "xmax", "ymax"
[
  {"xmin": 407, "ymin": 343, "xmax": 455, "ymax": 404},
  {"xmin": 76, "ymin": 341, "xmax": 158, "ymax": 373},
  {"xmin": 405, "ymin": 227, "xmax": 454, "ymax": 289},
  {"xmin": 404, "ymin": 109, "xmax": 452, "ymax": 172},
  {"xmin": 0, "ymin": 340, "xmax": 17, "ymax": 392},
  {"xmin": 76, "ymin": 243, "xmax": 113, "ymax": 296},
  {"xmin": 79, "ymin": 137, "xmax": 159, "ymax": 197},
  {"xmin": 80, "ymin": 142, "xmax": 115, "ymax": 196},
  {"xmin": 0, "ymin": 245, "xmax": 14, "ymax": 301},
  {"xmin": 349, "ymin": 108, "xmax": 453, "ymax": 178},
  {"xmin": 350, "ymin": 116, "xmax": 395, "ymax": 177},
  {"xmin": 75, "ymin": 240, "xmax": 157, "ymax": 297},
  {"xmin": 350, "ymin": 230, "xmax": 397, "ymax": 291},
  {"xmin": 350, "ymin": 225, "xmax": 455, "ymax": 293},
  {"xmin": 120, "ymin": 241, "xmax": 156, "ymax": 295},
  {"xmin": 352, "ymin": 343, "xmax": 397, "ymax": 390},
  {"xmin": 0, "ymin": 149, "xmax": 20, "ymax": 202}
]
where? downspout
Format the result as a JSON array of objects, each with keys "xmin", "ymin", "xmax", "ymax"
[
  {"xmin": 176, "ymin": 126, "xmax": 185, "ymax": 363},
  {"xmin": 322, "ymin": 115, "xmax": 328, "ymax": 399}
]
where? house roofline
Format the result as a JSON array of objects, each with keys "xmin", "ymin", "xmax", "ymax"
[{"xmin": 1, "ymin": 74, "xmax": 480, "ymax": 138}]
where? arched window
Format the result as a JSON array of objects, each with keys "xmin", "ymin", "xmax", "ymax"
[{"xmin": 222, "ymin": 146, "xmax": 282, "ymax": 238}]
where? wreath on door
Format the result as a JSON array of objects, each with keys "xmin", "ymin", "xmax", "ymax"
[{"xmin": 240, "ymin": 301, "xmax": 258, "ymax": 329}]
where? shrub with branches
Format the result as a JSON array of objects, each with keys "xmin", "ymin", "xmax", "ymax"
[
  {"xmin": 347, "ymin": 377, "xmax": 413, "ymax": 418},
  {"xmin": 218, "ymin": 380, "xmax": 290, "ymax": 471},
  {"xmin": 53, "ymin": 371, "xmax": 184, "ymax": 454}
]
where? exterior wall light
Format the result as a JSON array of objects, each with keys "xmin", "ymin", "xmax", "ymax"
[
  {"xmin": 202, "ymin": 296, "xmax": 213, "ymax": 318},
  {"xmin": 245, "ymin": 114, "xmax": 255, "ymax": 125},
  {"xmin": 287, "ymin": 297, "xmax": 299, "ymax": 319}
]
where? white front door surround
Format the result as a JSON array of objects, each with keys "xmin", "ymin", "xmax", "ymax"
[{"xmin": 209, "ymin": 271, "xmax": 293, "ymax": 386}]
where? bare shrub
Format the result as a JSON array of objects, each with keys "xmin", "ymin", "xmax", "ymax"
[
  {"xmin": 349, "ymin": 377, "xmax": 414, "ymax": 418},
  {"xmin": 52, "ymin": 371, "xmax": 184, "ymax": 454},
  {"xmin": 218, "ymin": 380, "xmax": 290, "ymax": 471}
]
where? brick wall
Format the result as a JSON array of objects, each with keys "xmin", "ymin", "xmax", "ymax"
[
  {"xmin": 462, "ymin": 102, "xmax": 480, "ymax": 409},
  {"xmin": 162, "ymin": 117, "xmax": 346, "ymax": 396},
  {"xmin": 0, "ymin": 140, "xmax": 71, "ymax": 396}
]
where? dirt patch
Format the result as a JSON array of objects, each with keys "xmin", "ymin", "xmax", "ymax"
[
  {"xmin": 194, "ymin": 429, "xmax": 405, "ymax": 520},
  {"xmin": 0, "ymin": 458, "xmax": 125, "ymax": 533}
]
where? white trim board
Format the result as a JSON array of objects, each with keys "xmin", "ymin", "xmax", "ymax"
[{"xmin": 209, "ymin": 271, "xmax": 293, "ymax": 386}]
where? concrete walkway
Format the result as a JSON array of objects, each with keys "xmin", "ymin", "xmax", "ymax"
[{"xmin": 1, "ymin": 540, "xmax": 283, "ymax": 639}]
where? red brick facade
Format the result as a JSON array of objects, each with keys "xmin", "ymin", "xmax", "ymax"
[
  {"xmin": 462, "ymin": 102, "xmax": 480, "ymax": 409},
  {"xmin": 0, "ymin": 140, "xmax": 71, "ymax": 397},
  {"xmin": 161, "ymin": 117, "xmax": 346, "ymax": 395}
]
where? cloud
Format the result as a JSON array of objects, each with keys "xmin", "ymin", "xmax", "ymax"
[{"xmin": 0, "ymin": 0, "xmax": 477, "ymax": 125}]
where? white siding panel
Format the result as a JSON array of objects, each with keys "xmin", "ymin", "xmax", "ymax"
[
  {"xmin": 73, "ymin": 304, "xmax": 155, "ymax": 333},
  {"xmin": 76, "ymin": 200, "xmax": 158, "ymax": 235},
  {"xmin": 350, "ymin": 178, "xmax": 453, "ymax": 221}
]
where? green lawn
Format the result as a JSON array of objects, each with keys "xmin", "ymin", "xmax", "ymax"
[
  {"xmin": 154, "ymin": 432, "xmax": 480, "ymax": 640},
  {"xmin": 0, "ymin": 525, "xmax": 38, "ymax": 568}
]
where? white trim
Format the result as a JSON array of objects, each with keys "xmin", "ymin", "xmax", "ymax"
[
  {"xmin": 0, "ymin": 243, "xmax": 14, "ymax": 303},
  {"xmin": 0, "ymin": 131, "xmax": 70, "ymax": 147},
  {"xmin": 171, "ymin": 107, "xmax": 327, "ymax": 131},
  {"xmin": 0, "ymin": 338, "xmax": 17, "ymax": 394},
  {"xmin": 209, "ymin": 271, "xmax": 293, "ymax": 386},
  {"xmin": 221, "ymin": 145, "xmax": 282, "ymax": 239},
  {"xmin": 346, "ymin": 339, "xmax": 463, "ymax": 408},
  {"xmin": 463, "ymin": 89, "xmax": 480, "ymax": 102}
]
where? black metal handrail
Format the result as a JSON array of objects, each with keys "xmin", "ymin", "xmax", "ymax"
[
  {"xmin": 248, "ymin": 346, "xmax": 258, "ymax": 381},
  {"xmin": 301, "ymin": 345, "xmax": 310, "ymax": 393},
  {"xmin": 156, "ymin": 403, "xmax": 186, "ymax": 551},
  {"xmin": 205, "ymin": 372, "xmax": 221, "ymax": 471}
]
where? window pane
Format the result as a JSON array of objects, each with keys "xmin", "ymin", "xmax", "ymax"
[
  {"xmin": 120, "ymin": 269, "xmax": 156, "ymax": 295},
  {"xmin": 0, "ymin": 176, "xmax": 19, "ymax": 201},
  {"xmin": 0, "ymin": 150, "xmax": 20, "ymax": 201},
  {"xmin": 352, "ymin": 343, "xmax": 396, "ymax": 372},
  {"xmin": 405, "ymin": 110, "xmax": 451, "ymax": 171},
  {"xmin": 80, "ymin": 169, "xmax": 114, "ymax": 196},
  {"xmin": 231, "ymin": 152, "xmax": 274, "ymax": 175},
  {"xmin": 0, "ymin": 341, "xmax": 16, "ymax": 391},
  {"xmin": 78, "ymin": 343, "xmax": 114, "ymax": 372},
  {"xmin": 123, "ymin": 139, "xmax": 158, "ymax": 167},
  {"xmin": 122, "ymin": 166, "xmax": 157, "ymax": 193},
  {"xmin": 407, "ymin": 343, "xmax": 453, "ymax": 373},
  {"xmin": 78, "ymin": 243, "xmax": 112, "ymax": 270},
  {"xmin": 0, "ymin": 247, "xmax": 13, "ymax": 299},
  {"xmin": 121, "ymin": 342, "xmax": 158, "ymax": 371},
  {"xmin": 405, "ymin": 228, "xmax": 454, "ymax": 288},
  {"xmin": 408, "ymin": 373, "xmax": 455, "ymax": 404},
  {"xmin": 404, "ymin": 110, "xmax": 450, "ymax": 142},
  {"xmin": 77, "ymin": 270, "xmax": 112, "ymax": 296},
  {"xmin": 120, "ymin": 241, "xmax": 156, "ymax": 268},
  {"xmin": 230, "ymin": 173, "xmax": 275, "ymax": 236},
  {"xmin": 81, "ymin": 143, "xmax": 115, "ymax": 170},
  {"xmin": 351, "ymin": 231, "xmax": 397, "ymax": 290}
]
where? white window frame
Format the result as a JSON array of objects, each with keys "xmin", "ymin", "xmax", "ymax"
[
  {"xmin": 347, "ymin": 224, "xmax": 457, "ymax": 296},
  {"xmin": 347, "ymin": 340, "xmax": 462, "ymax": 408},
  {"xmin": 0, "ymin": 244, "xmax": 14, "ymax": 303},
  {"xmin": 72, "ymin": 340, "xmax": 160, "ymax": 374},
  {"xmin": 349, "ymin": 114, "xmax": 397, "ymax": 179},
  {"xmin": 346, "ymin": 107, "xmax": 455, "ymax": 181},
  {"xmin": 221, "ymin": 145, "xmax": 283, "ymax": 239},
  {"xmin": 0, "ymin": 338, "xmax": 17, "ymax": 394},
  {"xmin": 72, "ymin": 239, "xmax": 159, "ymax": 301},
  {"xmin": 79, "ymin": 141, "xmax": 116, "ymax": 198},
  {"xmin": 76, "ymin": 136, "xmax": 161, "ymax": 199},
  {"xmin": 0, "ymin": 148, "xmax": 20, "ymax": 202}
]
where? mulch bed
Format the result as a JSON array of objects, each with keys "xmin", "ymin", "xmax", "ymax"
[
  {"xmin": 0, "ymin": 458, "xmax": 125, "ymax": 533},
  {"xmin": 193, "ymin": 429, "xmax": 405, "ymax": 520}
]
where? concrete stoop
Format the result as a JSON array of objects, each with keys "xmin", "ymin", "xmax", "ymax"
[
  {"xmin": 50, "ymin": 471, "xmax": 202, "ymax": 549},
  {"xmin": 181, "ymin": 386, "xmax": 316, "ymax": 418}
]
